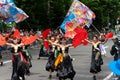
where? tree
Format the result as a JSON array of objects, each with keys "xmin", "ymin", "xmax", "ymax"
[
  {"xmin": 13, "ymin": 0, "xmax": 120, "ymax": 30},
  {"xmin": 80, "ymin": 0, "xmax": 120, "ymax": 28}
]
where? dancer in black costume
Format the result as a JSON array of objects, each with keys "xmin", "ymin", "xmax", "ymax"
[
  {"xmin": 86, "ymin": 36, "xmax": 103, "ymax": 80},
  {"xmin": 45, "ymin": 36, "xmax": 58, "ymax": 79},
  {"xmin": 54, "ymin": 37, "xmax": 76, "ymax": 80},
  {"xmin": 37, "ymin": 44, "xmax": 49, "ymax": 59},
  {"xmin": 6, "ymin": 38, "xmax": 26, "ymax": 80}
]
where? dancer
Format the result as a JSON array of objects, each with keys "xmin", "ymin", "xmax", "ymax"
[
  {"xmin": 37, "ymin": 41, "xmax": 49, "ymax": 59},
  {"xmin": 86, "ymin": 36, "xmax": 103, "ymax": 80},
  {"xmin": 54, "ymin": 37, "xmax": 76, "ymax": 80},
  {"xmin": 6, "ymin": 38, "xmax": 26, "ymax": 80},
  {"xmin": 45, "ymin": 35, "xmax": 58, "ymax": 79}
]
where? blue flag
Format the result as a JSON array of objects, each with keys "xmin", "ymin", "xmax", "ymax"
[{"xmin": 0, "ymin": 0, "xmax": 29, "ymax": 23}]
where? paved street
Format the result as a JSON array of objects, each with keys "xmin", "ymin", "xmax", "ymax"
[{"xmin": 0, "ymin": 40, "xmax": 114, "ymax": 80}]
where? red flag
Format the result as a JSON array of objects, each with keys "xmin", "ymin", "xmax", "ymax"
[
  {"xmin": 42, "ymin": 28, "xmax": 50, "ymax": 39},
  {"xmin": 0, "ymin": 34, "xmax": 7, "ymax": 46},
  {"xmin": 74, "ymin": 27, "xmax": 86, "ymax": 34},
  {"xmin": 13, "ymin": 29, "xmax": 20, "ymax": 39},
  {"xmin": 21, "ymin": 36, "xmax": 27, "ymax": 42},
  {"xmin": 83, "ymin": 40, "xmax": 88, "ymax": 46},
  {"xmin": 64, "ymin": 31, "xmax": 76, "ymax": 38},
  {"xmin": 22, "ymin": 36, "xmax": 39, "ymax": 45},
  {"xmin": 72, "ymin": 28, "xmax": 88, "ymax": 48},
  {"xmin": 72, "ymin": 33, "xmax": 83, "ymax": 48},
  {"xmin": 44, "ymin": 40, "xmax": 49, "ymax": 51},
  {"xmin": 105, "ymin": 32, "xmax": 113, "ymax": 39},
  {"xmin": 22, "ymin": 36, "xmax": 31, "ymax": 45}
]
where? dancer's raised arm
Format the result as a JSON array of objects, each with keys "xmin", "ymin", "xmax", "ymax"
[{"xmin": 85, "ymin": 39, "xmax": 93, "ymax": 44}]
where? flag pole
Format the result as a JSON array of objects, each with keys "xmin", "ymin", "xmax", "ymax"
[{"xmin": 91, "ymin": 24, "xmax": 101, "ymax": 35}]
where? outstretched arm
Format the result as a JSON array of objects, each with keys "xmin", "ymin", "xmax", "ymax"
[
  {"xmin": 101, "ymin": 39, "xmax": 108, "ymax": 44},
  {"xmin": 53, "ymin": 43, "xmax": 61, "ymax": 48},
  {"xmin": 66, "ymin": 44, "xmax": 73, "ymax": 47},
  {"xmin": 6, "ymin": 43, "xmax": 14, "ymax": 47},
  {"xmin": 19, "ymin": 43, "xmax": 24, "ymax": 47},
  {"xmin": 85, "ymin": 39, "xmax": 93, "ymax": 44}
]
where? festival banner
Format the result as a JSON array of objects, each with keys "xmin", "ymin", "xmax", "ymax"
[
  {"xmin": 0, "ymin": 0, "xmax": 16, "ymax": 6},
  {"xmin": 60, "ymin": 0, "xmax": 95, "ymax": 32},
  {"xmin": 0, "ymin": 0, "xmax": 29, "ymax": 23}
]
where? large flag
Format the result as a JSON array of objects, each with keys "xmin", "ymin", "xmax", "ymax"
[
  {"xmin": 60, "ymin": 0, "xmax": 95, "ymax": 32},
  {"xmin": 0, "ymin": 0, "xmax": 29, "ymax": 23},
  {"xmin": 0, "ymin": 0, "xmax": 16, "ymax": 6}
]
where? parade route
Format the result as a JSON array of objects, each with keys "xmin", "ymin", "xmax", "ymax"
[
  {"xmin": 0, "ymin": 40, "xmax": 114, "ymax": 80},
  {"xmin": 0, "ymin": 0, "xmax": 120, "ymax": 80}
]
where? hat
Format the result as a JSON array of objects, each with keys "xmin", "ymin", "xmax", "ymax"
[{"xmin": 109, "ymin": 59, "xmax": 120, "ymax": 75}]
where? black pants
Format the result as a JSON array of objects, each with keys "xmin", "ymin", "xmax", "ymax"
[
  {"xmin": 11, "ymin": 54, "xmax": 25, "ymax": 80},
  {"xmin": 0, "ymin": 52, "xmax": 2, "ymax": 59},
  {"xmin": 11, "ymin": 55, "xmax": 21, "ymax": 80}
]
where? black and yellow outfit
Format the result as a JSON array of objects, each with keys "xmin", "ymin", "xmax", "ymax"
[
  {"xmin": 56, "ymin": 47, "xmax": 76, "ymax": 80},
  {"xmin": 90, "ymin": 45, "xmax": 103, "ymax": 73}
]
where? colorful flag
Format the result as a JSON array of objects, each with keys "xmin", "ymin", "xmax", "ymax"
[
  {"xmin": 60, "ymin": 0, "xmax": 95, "ymax": 32},
  {"xmin": 0, "ymin": 0, "xmax": 16, "ymax": 6},
  {"xmin": 0, "ymin": 0, "xmax": 29, "ymax": 23}
]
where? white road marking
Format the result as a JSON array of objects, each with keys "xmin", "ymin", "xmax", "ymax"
[
  {"xmin": 103, "ymin": 72, "xmax": 113, "ymax": 80},
  {"xmin": 3, "ymin": 60, "xmax": 12, "ymax": 64},
  {"xmin": 3, "ymin": 60, "xmax": 114, "ymax": 80}
]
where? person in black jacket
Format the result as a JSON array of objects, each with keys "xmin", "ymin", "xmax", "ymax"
[
  {"xmin": 110, "ymin": 36, "xmax": 120, "ymax": 61},
  {"xmin": 0, "ymin": 46, "xmax": 3, "ymax": 66}
]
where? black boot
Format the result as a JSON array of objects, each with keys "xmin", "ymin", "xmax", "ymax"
[
  {"xmin": 26, "ymin": 69, "xmax": 30, "ymax": 76},
  {"xmin": 93, "ymin": 75, "xmax": 96, "ymax": 80},
  {"xmin": 59, "ymin": 78, "xmax": 62, "ymax": 80},
  {"xmin": 37, "ymin": 57, "xmax": 40, "ymax": 60},
  {"xmin": 1, "ymin": 62, "xmax": 3, "ymax": 66},
  {"xmin": 56, "ymin": 73, "xmax": 58, "ymax": 77},
  {"xmin": 70, "ymin": 78, "xmax": 73, "ymax": 80},
  {"xmin": 49, "ymin": 75, "xmax": 52, "ymax": 79}
]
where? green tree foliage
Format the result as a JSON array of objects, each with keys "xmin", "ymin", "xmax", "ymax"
[
  {"xmin": 14, "ymin": 0, "xmax": 72, "ymax": 30},
  {"xmin": 13, "ymin": 0, "xmax": 120, "ymax": 30},
  {"xmin": 80, "ymin": 0, "xmax": 120, "ymax": 28}
]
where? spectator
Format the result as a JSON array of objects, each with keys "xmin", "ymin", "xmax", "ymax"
[{"xmin": 110, "ymin": 36, "xmax": 120, "ymax": 61}]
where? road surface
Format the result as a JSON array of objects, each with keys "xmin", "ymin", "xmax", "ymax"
[{"xmin": 0, "ymin": 40, "xmax": 114, "ymax": 80}]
